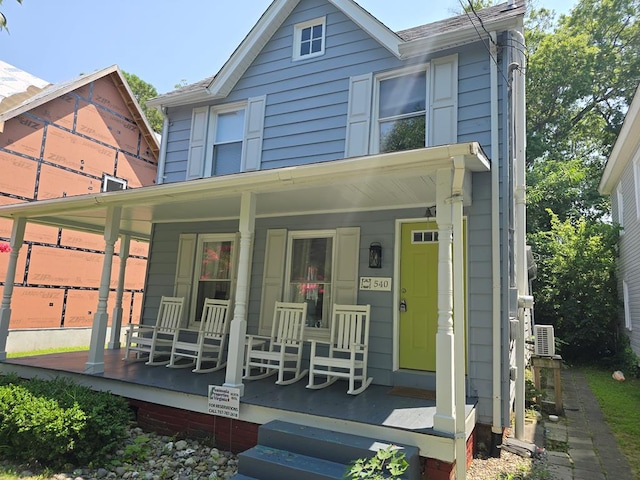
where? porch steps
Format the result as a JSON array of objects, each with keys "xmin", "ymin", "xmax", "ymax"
[{"xmin": 236, "ymin": 420, "xmax": 421, "ymax": 480}]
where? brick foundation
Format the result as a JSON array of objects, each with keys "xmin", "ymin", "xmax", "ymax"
[{"xmin": 127, "ymin": 399, "xmax": 258, "ymax": 453}]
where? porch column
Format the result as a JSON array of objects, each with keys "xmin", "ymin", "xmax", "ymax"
[
  {"xmin": 224, "ymin": 192, "xmax": 256, "ymax": 396},
  {"xmin": 108, "ymin": 235, "xmax": 130, "ymax": 349},
  {"xmin": 433, "ymin": 168, "xmax": 456, "ymax": 435},
  {"xmin": 85, "ymin": 207, "xmax": 121, "ymax": 374},
  {"xmin": 0, "ymin": 218, "xmax": 26, "ymax": 360}
]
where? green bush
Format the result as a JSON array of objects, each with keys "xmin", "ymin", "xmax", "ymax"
[
  {"xmin": 0, "ymin": 375, "xmax": 132, "ymax": 468},
  {"xmin": 345, "ymin": 444, "xmax": 409, "ymax": 479}
]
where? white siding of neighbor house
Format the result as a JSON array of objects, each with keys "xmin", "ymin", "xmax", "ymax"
[{"xmin": 612, "ymin": 158, "xmax": 640, "ymax": 355}]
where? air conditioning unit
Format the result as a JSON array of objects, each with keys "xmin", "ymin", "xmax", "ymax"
[{"xmin": 534, "ymin": 325, "xmax": 555, "ymax": 356}]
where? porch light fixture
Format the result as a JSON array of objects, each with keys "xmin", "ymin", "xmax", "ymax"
[
  {"xmin": 369, "ymin": 242, "xmax": 382, "ymax": 269},
  {"xmin": 424, "ymin": 206, "xmax": 437, "ymax": 218}
]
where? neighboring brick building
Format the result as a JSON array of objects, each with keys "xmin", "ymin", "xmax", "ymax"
[{"xmin": 0, "ymin": 62, "xmax": 159, "ymax": 341}]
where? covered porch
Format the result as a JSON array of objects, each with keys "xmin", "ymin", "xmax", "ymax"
[
  {"xmin": 1, "ymin": 348, "xmax": 477, "ymax": 460},
  {"xmin": 0, "ymin": 142, "xmax": 490, "ymax": 470}
]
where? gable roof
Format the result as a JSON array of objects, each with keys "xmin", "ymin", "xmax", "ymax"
[
  {"xmin": 599, "ymin": 84, "xmax": 640, "ymax": 195},
  {"xmin": 148, "ymin": 0, "xmax": 525, "ymax": 109},
  {"xmin": 0, "ymin": 64, "xmax": 160, "ymax": 159},
  {"xmin": 0, "ymin": 60, "xmax": 51, "ymax": 114}
]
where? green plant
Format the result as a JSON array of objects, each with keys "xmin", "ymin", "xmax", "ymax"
[
  {"xmin": 0, "ymin": 375, "xmax": 132, "ymax": 469},
  {"xmin": 122, "ymin": 435, "xmax": 151, "ymax": 463},
  {"xmin": 345, "ymin": 444, "xmax": 408, "ymax": 479}
]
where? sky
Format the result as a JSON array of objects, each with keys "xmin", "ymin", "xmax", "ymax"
[{"xmin": 1, "ymin": 0, "xmax": 577, "ymax": 95}]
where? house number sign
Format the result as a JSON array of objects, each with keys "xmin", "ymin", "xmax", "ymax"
[
  {"xmin": 208, "ymin": 385, "xmax": 240, "ymax": 419},
  {"xmin": 359, "ymin": 277, "xmax": 392, "ymax": 291}
]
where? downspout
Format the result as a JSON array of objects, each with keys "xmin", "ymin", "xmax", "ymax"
[
  {"xmin": 510, "ymin": 28, "xmax": 528, "ymax": 441},
  {"xmin": 490, "ymin": 31, "xmax": 503, "ymax": 448},
  {"xmin": 155, "ymin": 106, "xmax": 169, "ymax": 185}
]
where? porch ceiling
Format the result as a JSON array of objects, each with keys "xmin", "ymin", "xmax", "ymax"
[{"xmin": 0, "ymin": 143, "xmax": 489, "ymax": 241}]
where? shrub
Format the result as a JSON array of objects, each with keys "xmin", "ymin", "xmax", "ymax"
[{"xmin": 0, "ymin": 375, "xmax": 132, "ymax": 468}]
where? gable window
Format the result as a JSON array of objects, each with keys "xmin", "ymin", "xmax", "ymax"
[
  {"xmin": 293, "ymin": 17, "xmax": 326, "ymax": 61},
  {"xmin": 374, "ymin": 67, "xmax": 428, "ymax": 154},
  {"xmin": 285, "ymin": 232, "xmax": 334, "ymax": 330},
  {"xmin": 208, "ymin": 107, "xmax": 245, "ymax": 176}
]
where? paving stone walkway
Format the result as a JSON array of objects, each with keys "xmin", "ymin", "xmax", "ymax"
[{"xmin": 542, "ymin": 367, "xmax": 634, "ymax": 480}]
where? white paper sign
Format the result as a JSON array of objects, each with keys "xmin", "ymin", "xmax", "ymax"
[
  {"xmin": 359, "ymin": 277, "xmax": 392, "ymax": 291},
  {"xmin": 208, "ymin": 385, "xmax": 240, "ymax": 419}
]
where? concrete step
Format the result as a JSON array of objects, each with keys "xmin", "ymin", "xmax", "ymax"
[
  {"xmin": 238, "ymin": 444, "xmax": 347, "ymax": 480},
  {"xmin": 257, "ymin": 420, "xmax": 420, "ymax": 479}
]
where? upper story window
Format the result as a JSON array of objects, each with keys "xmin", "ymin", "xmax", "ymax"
[
  {"xmin": 293, "ymin": 17, "xmax": 326, "ymax": 61},
  {"xmin": 374, "ymin": 67, "xmax": 428, "ymax": 154},
  {"xmin": 209, "ymin": 107, "xmax": 245, "ymax": 176},
  {"xmin": 186, "ymin": 96, "xmax": 265, "ymax": 181}
]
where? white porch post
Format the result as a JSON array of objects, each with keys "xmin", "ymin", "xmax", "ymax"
[
  {"xmin": 433, "ymin": 168, "xmax": 456, "ymax": 435},
  {"xmin": 85, "ymin": 207, "xmax": 121, "ymax": 374},
  {"xmin": 0, "ymin": 218, "xmax": 26, "ymax": 360},
  {"xmin": 224, "ymin": 192, "xmax": 256, "ymax": 396},
  {"xmin": 108, "ymin": 235, "xmax": 130, "ymax": 349}
]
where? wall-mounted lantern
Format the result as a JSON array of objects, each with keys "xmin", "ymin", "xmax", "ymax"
[{"xmin": 369, "ymin": 242, "xmax": 382, "ymax": 269}]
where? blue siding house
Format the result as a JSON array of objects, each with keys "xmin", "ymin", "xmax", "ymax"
[{"xmin": 0, "ymin": 1, "xmax": 531, "ymax": 477}]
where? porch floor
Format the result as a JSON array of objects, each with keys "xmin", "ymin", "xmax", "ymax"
[{"xmin": 2, "ymin": 349, "xmax": 475, "ymax": 436}]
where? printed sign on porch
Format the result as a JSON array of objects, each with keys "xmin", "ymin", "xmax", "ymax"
[
  {"xmin": 207, "ymin": 385, "xmax": 240, "ymax": 419},
  {"xmin": 359, "ymin": 277, "xmax": 392, "ymax": 291}
]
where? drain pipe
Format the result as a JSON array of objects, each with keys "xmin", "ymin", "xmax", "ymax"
[
  {"xmin": 155, "ymin": 106, "xmax": 169, "ymax": 185},
  {"xmin": 510, "ymin": 27, "xmax": 528, "ymax": 441},
  {"xmin": 489, "ymin": 31, "xmax": 503, "ymax": 451}
]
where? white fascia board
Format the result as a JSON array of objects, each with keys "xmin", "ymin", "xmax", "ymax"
[
  {"xmin": 329, "ymin": 0, "xmax": 401, "ymax": 58},
  {"xmin": 206, "ymin": 0, "xmax": 299, "ymax": 98},
  {"xmin": 399, "ymin": 16, "xmax": 523, "ymax": 59},
  {"xmin": 147, "ymin": 89, "xmax": 212, "ymax": 109},
  {"xmin": 599, "ymin": 87, "xmax": 640, "ymax": 194}
]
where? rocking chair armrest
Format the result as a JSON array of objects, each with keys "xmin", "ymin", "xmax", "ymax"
[
  {"xmin": 308, "ymin": 338, "xmax": 330, "ymax": 354},
  {"xmin": 246, "ymin": 334, "xmax": 270, "ymax": 348},
  {"xmin": 126, "ymin": 324, "xmax": 156, "ymax": 334}
]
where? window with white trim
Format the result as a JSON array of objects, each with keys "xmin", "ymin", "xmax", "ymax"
[
  {"xmin": 174, "ymin": 233, "xmax": 237, "ymax": 328},
  {"xmin": 293, "ymin": 17, "xmax": 326, "ymax": 61},
  {"xmin": 186, "ymin": 96, "xmax": 265, "ymax": 180},
  {"xmin": 634, "ymin": 154, "xmax": 640, "ymax": 220},
  {"xmin": 373, "ymin": 66, "xmax": 428, "ymax": 154},
  {"xmin": 206, "ymin": 104, "xmax": 246, "ymax": 176},
  {"xmin": 623, "ymin": 280, "xmax": 632, "ymax": 331},
  {"xmin": 617, "ymin": 183, "xmax": 624, "ymax": 231},
  {"xmin": 102, "ymin": 174, "xmax": 127, "ymax": 192},
  {"xmin": 285, "ymin": 231, "xmax": 334, "ymax": 330}
]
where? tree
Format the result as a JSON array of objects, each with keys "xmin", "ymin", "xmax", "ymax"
[
  {"xmin": 525, "ymin": 0, "xmax": 639, "ymax": 363},
  {"xmin": 0, "ymin": 0, "xmax": 22, "ymax": 33},
  {"xmin": 122, "ymin": 71, "xmax": 163, "ymax": 133},
  {"xmin": 529, "ymin": 213, "xmax": 620, "ymax": 361}
]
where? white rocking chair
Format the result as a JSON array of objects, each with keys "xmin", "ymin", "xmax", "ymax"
[
  {"xmin": 306, "ymin": 304, "xmax": 372, "ymax": 395},
  {"xmin": 167, "ymin": 298, "xmax": 230, "ymax": 373},
  {"xmin": 123, "ymin": 296, "xmax": 185, "ymax": 365},
  {"xmin": 244, "ymin": 301, "xmax": 308, "ymax": 385}
]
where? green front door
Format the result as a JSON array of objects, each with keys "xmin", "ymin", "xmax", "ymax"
[{"xmin": 399, "ymin": 222, "xmax": 439, "ymax": 371}]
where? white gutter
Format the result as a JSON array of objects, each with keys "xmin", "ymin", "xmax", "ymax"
[
  {"xmin": 490, "ymin": 32, "xmax": 502, "ymax": 437},
  {"xmin": 511, "ymin": 28, "xmax": 528, "ymax": 441},
  {"xmin": 156, "ymin": 107, "xmax": 169, "ymax": 185}
]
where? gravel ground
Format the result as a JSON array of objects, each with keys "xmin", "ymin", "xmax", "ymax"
[{"xmin": 2, "ymin": 424, "xmax": 548, "ymax": 480}]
